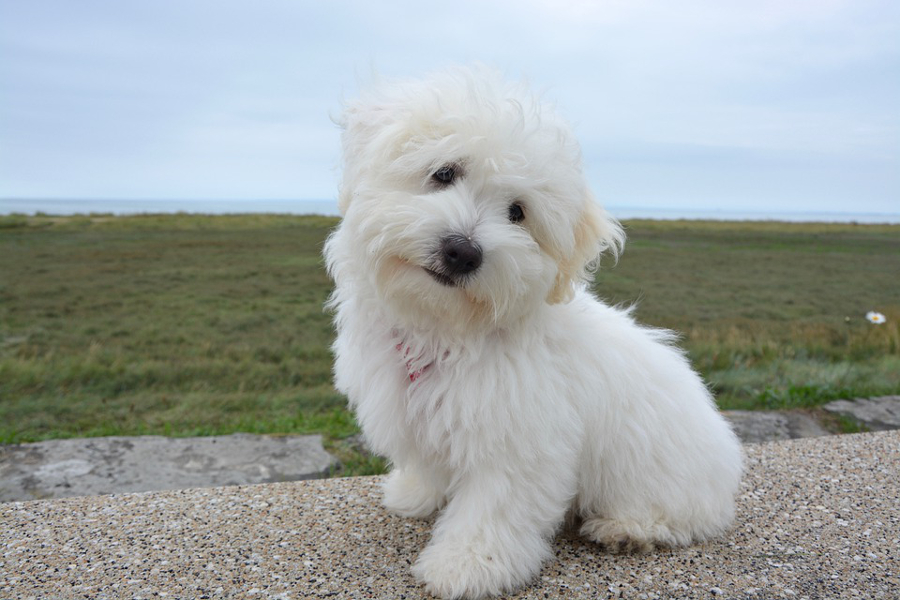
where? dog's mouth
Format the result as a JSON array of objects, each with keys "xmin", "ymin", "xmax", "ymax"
[{"xmin": 423, "ymin": 267, "xmax": 458, "ymax": 287}]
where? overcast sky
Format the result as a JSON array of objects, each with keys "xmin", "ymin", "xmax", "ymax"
[{"xmin": 1, "ymin": 0, "xmax": 898, "ymax": 216}]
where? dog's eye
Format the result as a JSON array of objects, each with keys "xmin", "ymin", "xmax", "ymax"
[
  {"xmin": 508, "ymin": 202, "xmax": 525, "ymax": 224},
  {"xmin": 432, "ymin": 166, "xmax": 456, "ymax": 185}
]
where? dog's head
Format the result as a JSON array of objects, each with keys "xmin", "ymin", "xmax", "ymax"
[{"xmin": 327, "ymin": 66, "xmax": 624, "ymax": 332}]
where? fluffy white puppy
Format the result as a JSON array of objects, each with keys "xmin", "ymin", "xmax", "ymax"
[{"xmin": 325, "ymin": 66, "xmax": 742, "ymax": 599}]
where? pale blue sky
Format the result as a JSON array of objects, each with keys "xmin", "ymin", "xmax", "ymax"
[{"xmin": 1, "ymin": 0, "xmax": 898, "ymax": 215}]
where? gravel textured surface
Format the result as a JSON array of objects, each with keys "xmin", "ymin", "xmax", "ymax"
[{"xmin": 2, "ymin": 430, "xmax": 898, "ymax": 599}]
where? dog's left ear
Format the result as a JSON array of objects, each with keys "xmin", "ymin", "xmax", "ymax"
[{"xmin": 547, "ymin": 196, "xmax": 625, "ymax": 304}]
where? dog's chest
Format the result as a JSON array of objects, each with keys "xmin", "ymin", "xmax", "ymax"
[{"xmin": 399, "ymin": 341, "xmax": 530, "ymax": 458}]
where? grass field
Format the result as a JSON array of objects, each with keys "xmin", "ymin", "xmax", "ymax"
[{"xmin": 2, "ymin": 213, "xmax": 899, "ymax": 474}]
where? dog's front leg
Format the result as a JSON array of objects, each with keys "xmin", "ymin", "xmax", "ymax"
[
  {"xmin": 383, "ymin": 461, "xmax": 451, "ymax": 519},
  {"xmin": 411, "ymin": 460, "xmax": 575, "ymax": 599}
]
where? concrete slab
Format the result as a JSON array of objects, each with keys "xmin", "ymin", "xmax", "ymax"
[
  {"xmin": 0, "ymin": 434, "xmax": 338, "ymax": 502},
  {"xmin": 2, "ymin": 431, "xmax": 897, "ymax": 599},
  {"xmin": 823, "ymin": 395, "xmax": 900, "ymax": 431},
  {"xmin": 723, "ymin": 410, "xmax": 830, "ymax": 444}
]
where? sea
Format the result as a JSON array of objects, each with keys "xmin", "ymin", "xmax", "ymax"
[{"xmin": 2, "ymin": 197, "xmax": 899, "ymax": 224}]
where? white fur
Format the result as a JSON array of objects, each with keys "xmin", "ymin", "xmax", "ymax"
[{"xmin": 325, "ymin": 65, "xmax": 743, "ymax": 599}]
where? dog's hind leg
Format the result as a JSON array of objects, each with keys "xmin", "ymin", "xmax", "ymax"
[{"xmin": 579, "ymin": 514, "xmax": 687, "ymax": 553}]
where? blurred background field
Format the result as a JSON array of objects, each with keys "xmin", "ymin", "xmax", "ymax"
[{"xmin": 1, "ymin": 214, "xmax": 898, "ymax": 473}]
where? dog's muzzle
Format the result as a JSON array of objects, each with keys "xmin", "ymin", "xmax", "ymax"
[{"xmin": 425, "ymin": 234, "xmax": 483, "ymax": 287}]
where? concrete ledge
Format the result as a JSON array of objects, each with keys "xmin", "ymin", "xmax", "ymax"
[
  {"xmin": 0, "ymin": 434, "xmax": 339, "ymax": 502},
  {"xmin": 2, "ymin": 431, "xmax": 898, "ymax": 599}
]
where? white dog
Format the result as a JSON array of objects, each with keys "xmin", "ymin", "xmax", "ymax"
[{"xmin": 325, "ymin": 66, "xmax": 742, "ymax": 599}]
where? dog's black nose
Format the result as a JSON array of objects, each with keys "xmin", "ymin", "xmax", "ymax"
[{"xmin": 440, "ymin": 235, "xmax": 483, "ymax": 275}]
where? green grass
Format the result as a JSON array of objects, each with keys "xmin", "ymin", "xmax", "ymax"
[
  {"xmin": 595, "ymin": 219, "xmax": 900, "ymax": 410},
  {"xmin": 1, "ymin": 214, "xmax": 898, "ymax": 474},
  {"xmin": 0, "ymin": 213, "xmax": 345, "ymax": 441}
]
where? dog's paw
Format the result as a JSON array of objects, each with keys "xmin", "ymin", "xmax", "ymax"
[
  {"xmin": 382, "ymin": 468, "xmax": 445, "ymax": 519},
  {"xmin": 580, "ymin": 516, "xmax": 681, "ymax": 553},
  {"xmin": 412, "ymin": 539, "xmax": 539, "ymax": 600}
]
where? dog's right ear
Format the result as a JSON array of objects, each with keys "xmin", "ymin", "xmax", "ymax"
[
  {"xmin": 337, "ymin": 103, "xmax": 373, "ymax": 215},
  {"xmin": 336, "ymin": 100, "xmax": 398, "ymax": 215}
]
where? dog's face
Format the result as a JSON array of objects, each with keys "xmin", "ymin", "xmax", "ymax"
[{"xmin": 329, "ymin": 67, "xmax": 624, "ymax": 333}]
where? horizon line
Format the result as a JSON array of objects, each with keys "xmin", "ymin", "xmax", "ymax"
[{"xmin": 3, "ymin": 197, "xmax": 900, "ymax": 224}]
